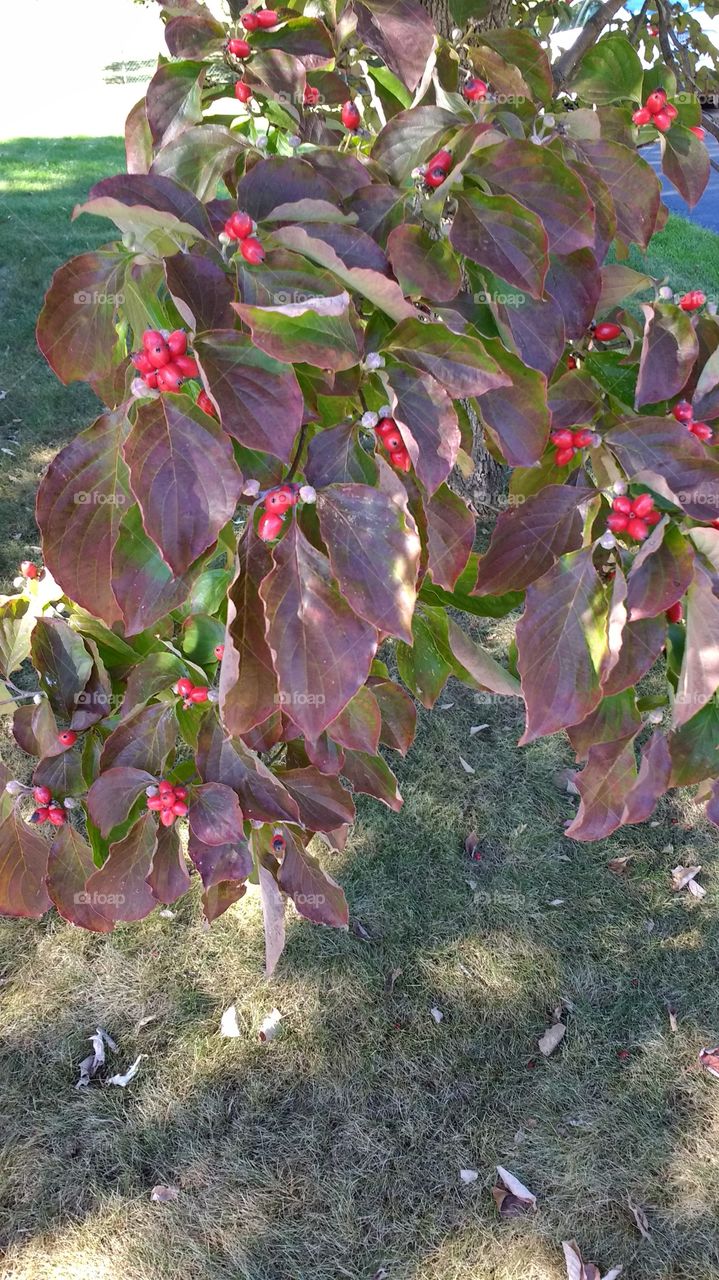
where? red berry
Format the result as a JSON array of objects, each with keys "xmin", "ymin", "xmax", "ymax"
[
  {"xmin": 176, "ymin": 678, "xmax": 193, "ymax": 697},
  {"xmin": 228, "ymin": 37, "xmax": 251, "ymax": 56},
  {"xmin": 690, "ymin": 421, "xmax": 713, "ymax": 443},
  {"xmin": 613, "ymin": 495, "xmax": 632, "ymax": 514},
  {"xmin": 555, "ymin": 447, "xmax": 576, "ymax": 467},
  {"xmin": 665, "ymin": 102, "xmax": 678, "ymax": 120},
  {"xmin": 384, "ymin": 432, "xmax": 404, "ymax": 453},
  {"xmin": 271, "ymin": 832, "xmax": 286, "ymax": 854},
  {"xmin": 428, "ymin": 148, "xmax": 452, "ymax": 171},
  {"xmin": 566, "ymin": 355, "xmax": 578, "ymax": 370},
  {"xmin": 160, "ymin": 809, "xmax": 176, "ymax": 827},
  {"xmin": 156, "ymin": 363, "xmax": 184, "ymax": 392},
  {"xmin": 594, "ymin": 321, "xmax": 622, "ymax": 342},
  {"xmin": 691, "ymin": 126, "xmax": 705, "ymax": 140},
  {"xmin": 653, "ymin": 109, "xmax": 672, "ymax": 132},
  {"xmin": 258, "ymin": 510, "xmax": 284, "ymax": 541},
  {"xmin": 376, "ymin": 417, "xmax": 396, "ymax": 438},
  {"xmin": 173, "ymin": 786, "xmax": 188, "ymax": 800},
  {"xmin": 147, "ymin": 340, "xmax": 171, "ymax": 370},
  {"xmin": 673, "ymin": 400, "xmax": 693, "ymax": 423},
  {"xmin": 189, "ymin": 686, "xmax": 209, "ymax": 704},
  {"xmin": 242, "ymin": 12, "xmax": 260, "ymax": 28},
  {"xmin": 167, "ymin": 330, "xmax": 187, "ymax": 357},
  {"xmin": 159, "ymin": 778, "xmax": 174, "ymax": 793},
  {"xmin": 20, "ymin": 561, "xmax": 38, "ymax": 579},
  {"xmin": 257, "ymin": 9, "xmax": 278, "ymax": 27},
  {"xmin": 160, "ymin": 792, "xmax": 175, "ymax": 809},
  {"xmin": 647, "ymin": 24, "xmax": 659, "ymax": 35},
  {"xmin": 132, "ymin": 351, "xmax": 153, "ymax": 374},
  {"xmin": 341, "ymin": 100, "xmax": 361, "ymax": 131},
  {"xmin": 574, "ymin": 429, "xmax": 595, "ymax": 448},
  {"xmin": 214, "ymin": 644, "xmax": 225, "ymax": 662},
  {"xmin": 172, "ymin": 800, "xmax": 189, "ymax": 817},
  {"xmin": 265, "ymin": 485, "xmax": 295, "ymax": 514},
  {"xmin": 174, "ymin": 354, "xmax": 199, "ymax": 379},
  {"xmin": 197, "ymin": 390, "xmax": 217, "ymax": 418},
  {"xmin": 666, "ymin": 601, "xmax": 684, "ymax": 623},
  {"xmin": 144, "ymin": 370, "xmax": 159, "ymax": 389},
  {"xmin": 234, "ymin": 80, "xmax": 253, "ymax": 103},
  {"xmin": 631, "ymin": 492, "xmax": 655, "ymax": 518},
  {"xmin": 550, "ymin": 429, "xmax": 575, "ymax": 449},
  {"xmin": 142, "ymin": 329, "xmax": 164, "ymax": 350},
  {"xmin": 48, "ymin": 806, "xmax": 66, "ymax": 826},
  {"xmin": 607, "ymin": 512, "xmax": 629, "ymax": 533},
  {"xmin": 632, "ymin": 107, "xmax": 651, "ymax": 126},
  {"xmin": 679, "ymin": 290, "xmax": 705, "ymax": 311},
  {"xmin": 626, "ymin": 517, "xmax": 649, "ymax": 541},
  {"xmin": 389, "ymin": 448, "xmax": 411, "ymax": 472},
  {"xmin": 31, "ymin": 807, "xmax": 49, "ymax": 824},
  {"xmin": 463, "ymin": 77, "xmax": 487, "ymax": 102},
  {"xmin": 33, "ymin": 785, "xmax": 52, "ymax": 806},
  {"xmin": 645, "ymin": 88, "xmax": 667, "ymax": 114},
  {"xmin": 228, "ymin": 210, "xmax": 253, "ymax": 239},
  {"xmin": 240, "ymin": 236, "xmax": 265, "ymax": 264},
  {"xmin": 425, "ymin": 166, "xmax": 448, "ymax": 189},
  {"xmin": 147, "ymin": 795, "xmax": 163, "ymax": 811},
  {"xmin": 303, "ymin": 84, "xmax": 320, "ymax": 106},
  {"xmin": 58, "ymin": 730, "xmax": 77, "ymax": 748}
]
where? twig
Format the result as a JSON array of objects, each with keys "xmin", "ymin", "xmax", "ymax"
[
  {"xmin": 285, "ymin": 423, "xmax": 308, "ymax": 483},
  {"xmin": 553, "ymin": 0, "xmax": 628, "ymax": 89}
]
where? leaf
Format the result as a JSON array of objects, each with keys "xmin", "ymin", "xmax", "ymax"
[
  {"xmin": 606, "ymin": 417, "xmax": 719, "ymax": 521},
  {"xmin": 260, "ymin": 521, "xmax": 377, "ymax": 740},
  {"xmin": 635, "ymin": 303, "xmax": 699, "ymax": 408},
  {"xmin": 489, "ymin": 279, "xmax": 565, "ymax": 379},
  {"xmin": 385, "ymin": 363, "xmax": 460, "ymax": 495},
  {"xmin": 146, "ymin": 823, "xmax": 191, "ymax": 905},
  {"xmin": 112, "ymin": 505, "xmax": 196, "ymax": 636},
  {"xmin": 368, "ymin": 677, "xmax": 417, "ymax": 755},
  {"xmin": 271, "ymin": 224, "xmax": 415, "ymax": 322},
  {"xmin": 249, "ymin": 16, "xmax": 334, "ymax": 67},
  {"xmin": 31, "ymin": 617, "xmax": 93, "ymax": 721},
  {"xmin": 106, "ymin": 1055, "xmax": 145, "ymax": 1087},
  {"xmin": 220, "ymin": 1004, "xmax": 241, "ymax": 1037},
  {"xmin": 76, "ymin": 1027, "xmax": 115, "ymax": 1088},
  {"xmin": 577, "ymin": 141, "xmax": 661, "ymax": 251},
  {"xmin": 316, "ymin": 476, "xmax": 420, "ymax": 643},
  {"xmin": 36, "ymin": 250, "xmax": 127, "ymax": 386},
  {"xmin": 662, "ymin": 124, "xmax": 710, "ymax": 209},
  {"xmin": 84, "ymin": 813, "xmax": 158, "ymax": 923},
  {"xmin": 425, "ymin": 484, "xmax": 475, "ymax": 591},
  {"xmin": 86, "ymin": 766, "xmax": 156, "ymax": 838},
  {"xmin": 46, "ymin": 825, "xmax": 114, "ymax": 932},
  {"xmin": 476, "ymin": 338, "xmax": 549, "ymax": 467},
  {"xmin": 276, "ymin": 766, "xmax": 356, "ymax": 831},
  {"xmin": 194, "ymin": 331, "xmax": 303, "ymax": 461},
  {"xmin": 546, "ymin": 250, "xmax": 602, "ymax": 342},
  {"xmin": 220, "ymin": 530, "xmax": 278, "ymax": 737},
  {"xmin": 100, "ymin": 704, "xmax": 178, "ymax": 775},
  {"xmin": 626, "ymin": 523, "xmax": 694, "ymax": 620},
  {"xmin": 164, "ymin": 12, "xmax": 225, "ymax": 58},
  {"xmin": 386, "ymin": 225, "xmax": 461, "ymax": 303},
  {"xmin": 671, "ymin": 864, "xmax": 705, "ymax": 896},
  {"xmin": 396, "ymin": 610, "xmax": 453, "ymax": 709},
  {"xmin": 473, "ymin": 28, "xmax": 553, "ymax": 103},
  {"xmin": 277, "ymin": 828, "xmax": 349, "ymax": 927},
  {"xmin": 145, "ymin": 60, "xmax": 205, "ymax": 149},
  {"xmin": 0, "ymin": 810, "xmax": 51, "ymax": 919},
  {"xmin": 0, "ymin": 599, "xmax": 34, "ymax": 678},
  {"xmin": 124, "ymin": 395, "xmax": 243, "ymax": 575},
  {"xmin": 598, "ymin": 264, "xmax": 653, "ymax": 312},
  {"xmin": 538, "ymin": 1021, "xmax": 566, "ymax": 1056},
  {"xmin": 36, "ymin": 410, "xmax": 130, "ymax": 627},
  {"xmin": 493, "ymin": 1167, "xmax": 537, "ymax": 1218},
  {"xmin": 150, "ymin": 1185, "xmax": 180, "ymax": 1204},
  {"xmin": 699, "ymin": 1045, "xmax": 719, "ymax": 1079},
  {"xmin": 447, "ymin": 618, "xmax": 522, "ymax": 699},
  {"xmin": 622, "ymin": 732, "xmax": 672, "ymax": 825},
  {"xmin": 236, "ymin": 157, "xmax": 340, "ymax": 222},
  {"xmin": 565, "ymin": 734, "xmax": 639, "ymax": 841},
  {"xmin": 189, "ymin": 828, "xmax": 252, "ymax": 890},
  {"xmin": 328, "ymin": 686, "xmax": 382, "ymax": 755},
  {"xmin": 450, "ymin": 189, "xmax": 549, "ymax": 300},
  {"xmin": 121, "ymin": 653, "xmax": 185, "ymax": 718},
  {"xmin": 189, "ymin": 782, "xmax": 244, "ymax": 846},
  {"xmin": 669, "ymin": 701, "xmax": 719, "ymax": 786},
  {"xmin": 125, "ymin": 97, "xmax": 152, "ymax": 174},
  {"xmin": 570, "ymin": 34, "xmax": 643, "ymax": 104},
  {"xmin": 232, "ymin": 293, "xmax": 362, "ymax": 371},
  {"xmin": 372, "ymin": 106, "xmax": 458, "ymax": 184},
  {"xmin": 305, "ymin": 421, "xmax": 378, "ymax": 488},
  {"xmin": 203, "ymin": 879, "xmax": 246, "ymax": 923},
  {"xmin": 469, "ymin": 142, "xmax": 594, "ymax": 255},
  {"xmin": 196, "ymin": 717, "xmax": 300, "ymax": 824},
  {"xmin": 474, "ymin": 485, "xmax": 593, "ymax": 595},
  {"xmin": 353, "ymin": 0, "xmax": 435, "ymax": 91},
  {"xmin": 384, "ymin": 319, "xmax": 509, "ymax": 398},
  {"xmin": 674, "ymin": 562, "xmax": 719, "ymax": 728},
  {"xmin": 11, "ymin": 699, "xmax": 60, "ymax": 758},
  {"xmin": 165, "ymin": 253, "xmax": 235, "ymax": 332},
  {"xmin": 150, "ymin": 124, "xmax": 247, "ymax": 201},
  {"xmin": 342, "ymin": 749, "xmax": 402, "ymax": 811},
  {"xmin": 627, "ymin": 1195, "xmax": 651, "ymax": 1242},
  {"xmin": 517, "ymin": 548, "xmax": 609, "ymax": 743}
]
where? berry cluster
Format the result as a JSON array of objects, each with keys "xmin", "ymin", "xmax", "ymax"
[
  {"xmin": 222, "ymin": 210, "xmax": 265, "ymax": 264},
  {"xmin": 29, "ymin": 785, "xmax": 67, "ymax": 826},
  {"xmin": 258, "ymin": 484, "xmax": 297, "ymax": 542},
  {"xmin": 341, "ymin": 100, "xmax": 361, "ymax": 131},
  {"xmin": 375, "ymin": 416, "xmax": 411, "ymax": 472},
  {"xmin": 632, "ymin": 88, "xmax": 677, "ymax": 133},
  {"xmin": 607, "ymin": 492, "xmax": 661, "ymax": 542},
  {"xmin": 463, "ymin": 77, "xmax": 487, "ymax": 102},
  {"xmin": 241, "ymin": 8, "xmax": 278, "ymax": 29},
  {"xmin": 672, "ymin": 399, "xmax": 712, "ymax": 442},
  {"xmin": 175, "ymin": 677, "xmax": 209, "ymax": 707},
  {"xmin": 132, "ymin": 329, "xmax": 199, "ymax": 393},
  {"xmin": 146, "ymin": 779, "xmax": 188, "ymax": 827},
  {"xmin": 678, "ymin": 290, "xmax": 706, "ymax": 312},
  {"xmin": 549, "ymin": 427, "xmax": 597, "ymax": 467},
  {"xmin": 424, "ymin": 147, "xmax": 452, "ymax": 190},
  {"xmin": 592, "ymin": 321, "xmax": 622, "ymax": 342}
]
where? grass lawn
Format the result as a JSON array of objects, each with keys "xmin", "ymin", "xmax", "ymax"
[{"xmin": 2, "ymin": 138, "xmax": 719, "ymax": 1280}]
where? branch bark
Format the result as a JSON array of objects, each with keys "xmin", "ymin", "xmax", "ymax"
[{"xmin": 553, "ymin": 0, "xmax": 628, "ymax": 89}]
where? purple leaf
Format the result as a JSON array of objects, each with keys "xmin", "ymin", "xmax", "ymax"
[
  {"xmin": 146, "ymin": 823, "xmax": 191, "ymax": 905},
  {"xmin": 85, "ymin": 813, "xmax": 158, "ymax": 923},
  {"xmin": 626, "ymin": 522, "xmax": 694, "ymax": 620},
  {"xmin": 220, "ymin": 530, "xmax": 278, "ymax": 737},
  {"xmin": 111, "ymin": 505, "xmax": 198, "ymax": 636},
  {"xmin": 606, "ymin": 416, "xmax": 719, "ymax": 520},
  {"xmin": 233, "ymin": 292, "xmax": 362, "ymax": 371},
  {"xmin": 368, "ymin": 677, "xmax": 417, "ymax": 755},
  {"xmin": 30, "ymin": 618, "xmax": 93, "ymax": 721},
  {"xmin": 623, "ymin": 732, "xmax": 672, "ymax": 824},
  {"xmin": 87, "ymin": 767, "xmax": 156, "ymax": 838},
  {"xmin": 342, "ymin": 749, "xmax": 402, "ymax": 811},
  {"xmin": 450, "ymin": 189, "xmax": 548, "ymax": 299},
  {"xmin": 425, "ymin": 484, "xmax": 475, "ymax": 591},
  {"xmin": 165, "ymin": 253, "xmax": 235, "ymax": 331},
  {"xmin": 635, "ymin": 303, "xmax": 699, "ymax": 408},
  {"xmin": 565, "ymin": 734, "xmax": 639, "ymax": 841},
  {"xmin": 277, "ymin": 829, "xmax": 349, "ymax": 926},
  {"xmin": 353, "ymin": 0, "xmax": 435, "ymax": 91},
  {"xmin": 384, "ymin": 319, "xmax": 509, "ymax": 399},
  {"xmin": 0, "ymin": 811, "xmax": 51, "ymax": 919},
  {"xmin": 674, "ymin": 562, "xmax": 719, "ymax": 728},
  {"xmin": 99, "ymin": 704, "xmax": 178, "ymax": 774},
  {"xmin": 258, "ymin": 859, "xmax": 286, "ymax": 976},
  {"xmin": 385, "ymin": 363, "xmax": 460, "ymax": 495},
  {"xmin": 327, "ymin": 686, "xmax": 382, "ymax": 754},
  {"xmin": 189, "ymin": 782, "xmax": 244, "ymax": 846},
  {"xmin": 194, "ymin": 331, "xmax": 303, "ymax": 461},
  {"xmin": 578, "ymin": 141, "xmax": 661, "ymax": 250},
  {"xmin": 474, "ymin": 485, "xmax": 592, "ymax": 595},
  {"xmin": 146, "ymin": 60, "xmax": 205, "ymax": 148},
  {"xmin": 276, "ymin": 767, "xmax": 356, "ymax": 831},
  {"xmin": 387, "ymin": 225, "xmax": 461, "ymax": 303},
  {"xmin": 196, "ymin": 717, "xmax": 300, "ymax": 824},
  {"xmin": 37, "ymin": 250, "xmax": 127, "ymax": 386},
  {"xmin": 661, "ymin": 124, "xmax": 710, "ymax": 209},
  {"xmin": 469, "ymin": 141, "xmax": 594, "ymax": 255},
  {"xmin": 78, "ymin": 172, "xmax": 213, "ymax": 238},
  {"xmin": 476, "ymin": 339, "xmax": 549, "ymax": 466},
  {"xmin": 46, "ymin": 826, "xmax": 114, "ymax": 932}
]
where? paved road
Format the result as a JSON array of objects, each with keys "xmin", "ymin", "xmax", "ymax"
[{"xmin": 646, "ymin": 133, "xmax": 719, "ymax": 232}]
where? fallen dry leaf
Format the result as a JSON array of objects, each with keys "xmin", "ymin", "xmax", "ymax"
[
  {"xmin": 699, "ymin": 1045, "xmax": 719, "ymax": 1079},
  {"xmin": 607, "ymin": 856, "xmax": 632, "ymax": 875},
  {"xmin": 562, "ymin": 1239, "xmax": 622, "ymax": 1280},
  {"xmin": 554, "ymin": 768, "xmax": 579, "ymax": 795},
  {"xmin": 492, "ymin": 1166, "xmax": 537, "ymax": 1218},
  {"xmin": 464, "ymin": 831, "xmax": 481, "ymax": 859},
  {"xmin": 106, "ymin": 1054, "xmax": 144, "ymax": 1087},
  {"xmin": 459, "ymin": 1168, "xmax": 479, "ymax": 1184},
  {"xmin": 430, "ymin": 1006, "xmax": 444, "ymax": 1024},
  {"xmin": 470, "ymin": 724, "xmax": 489, "ymax": 735},
  {"xmin": 150, "ymin": 1185, "xmax": 179, "ymax": 1203},
  {"xmin": 75, "ymin": 1027, "xmax": 117, "ymax": 1090},
  {"xmin": 350, "ymin": 918, "xmax": 372, "ymax": 941},
  {"xmin": 458, "ymin": 755, "xmax": 475, "ymax": 774},
  {"xmin": 627, "ymin": 1194, "xmax": 651, "ymax": 1240},
  {"xmin": 220, "ymin": 1004, "xmax": 240, "ymax": 1038},
  {"xmin": 539, "ymin": 1021, "xmax": 566, "ymax": 1057},
  {"xmin": 671, "ymin": 865, "xmax": 705, "ymax": 897},
  {"xmin": 134, "ymin": 1014, "xmax": 157, "ymax": 1034},
  {"xmin": 668, "ymin": 1007, "xmax": 678, "ymax": 1033},
  {"xmin": 258, "ymin": 1008, "xmax": 282, "ymax": 1042},
  {"xmin": 384, "ymin": 967, "xmax": 402, "ymax": 994}
]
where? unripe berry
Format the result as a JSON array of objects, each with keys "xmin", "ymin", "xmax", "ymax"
[
  {"xmin": 593, "ymin": 321, "xmax": 622, "ymax": 341},
  {"xmin": 341, "ymin": 100, "xmax": 361, "ymax": 130},
  {"xmin": 235, "ymin": 80, "xmax": 253, "ymax": 103},
  {"xmin": 463, "ymin": 77, "xmax": 487, "ymax": 102},
  {"xmin": 258, "ymin": 510, "xmax": 284, "ymax": 541},
  {"xmin": 228, "ymin": 37, "xmax": 251, "ymax": 56},
  {"xmin": 167, "ymin": 330, "xmax": 187, "ymax": 357},
  {"xmin": 33, "ymin": 785, "xmax": 52, "ymax": 806},
  {"xmin": 240, "ymin": 236, "xmax": 265, "ymax": 264},
  {"xmin": 58, "ymin": 730, "xmax": 77, "ymax": 748}
]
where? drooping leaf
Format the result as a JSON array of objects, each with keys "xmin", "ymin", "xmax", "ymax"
[
  {"xmin": 75, "ymin": 172, "xmax": 213, "ymax": 241},
  {"xmin": 164, "ymin": 12, "xmax": 225, "ymax": 58},
  {"xmin": 30, "ymin": 618, "xmax": 93, "ymax": 722},
  {"xmin": 396, "ymin": 609, "xmax": 453, "ymax": 709},
  {"xmin": 474, "ymin": 485, "xmax": 592, "ymax": 595},
  {"xmin": 342, "ymin": 748, "xmax": 402, "ymax": 811},
  {"xmin": 220, "ymin": 530, "xmax": 278, "ymax": 737},
  {"xmin": 577, "ymin": 140, "xmax": 661, "ymax": 250},
  {"xmin": 84, "ymin": 812, "xmax": 158, "ymax": 923},
  {"xmin": 450, "ymin": 189, "xmax": 549, "ymax": 300},
  {"xmin": 150, "ymin": 124, "xmax": 247, "ymax": 201},
  {"xmin": 674, "ymin": 562, "xmax": 719, "ymax": 728},
  {"xmin": 372, "ymin": 107, "xmax": 458, "ymax": 183},
  {"xmin": 623, "ymin": 731, "xmax": 672, "ymax": 824},
  {"xmin": 424, "ymin": 483, "xmax": 475, "ymax": 592},
  {"xmin": 188, "ymin": 782, "xmax": 244, "ymax": 846},
  {"xmin": 0, "ymin": 599, "xmax": 35, "ymax": 678},
  {"xmin": 145, "ymin": 60, "xmax": 205, "ymax": 149},
  {"xmin": 0, "ymin": 810, "xmax": 51, "ymax": 920},
  {"xmin": 111, "ymin": 505, "xmax": 196, "ymax": 636},
  {"xmin": 196, "ymin": 716, "xmax": 300, "ymax": 824},
  {"xmin": 635, "ymin": 303, "xmax": 699, "ymax": 408},
  {"xmin": 121, "ymin": 653, "xmax": 185, "ymax": 718},
  {"xmin": 327, "ymin": 686, "xmax": 382, "ymax": 755},
  {"xmin": 277, "ymin": 827, "xmax": 349, "ymax": 927},
  {"xmin": 468, "ymin": 142, "xmax": 594, "ymax": 255},
  {"xmin": 165, "ymin": 252, "xmax": 235, "ymax": 331},
  {"xmin": 662, "ymin": 124, "xmax": 710, "ymax": 209},
  {"xmin": 447, "ymin": 618, "xmax": 522, "ymax": 699},
  {"xmin": 188, "ymin": 828, "xmax": 252, "ymax": 889},
  {"xmin": 565, "ymin": 733, "xmax": 639, "ymax": 841},
  {"xmin": 472, "ymin": 28, "xmax": 553, "ymax": 103},
  {"xmin": 606, "ymin": 417, "xmax": 719, "ymax": 520},
  {"xmin": 384, "ymin": 319, "xmax": 508, "ymax": 398},
  {"xmin": 146, "ymin": 823, "xmax": 191, "ymax": 905},
  {"xmin": 270, "ymin": 224, "xmax": 416, "ymax": 322},
  {"xmin": 669, "ymin": 701, "xmax": 719, "ymax": 786},
  {"xmin": 353, "ymin": 0, "xmax": 435, "ymax": 92},
  {"xmin": 36, "ymin": 250, "xmax": 127, "ymax": 386},
  {"xmin": 46, "ymin": 826, "xmax": 114, "ymax": 932},
  {"xmin": 194, "ymin": 330, "xmax": 303, "ymax": 461},
  {"xmin": 275, "ymin": 767, "xmax": 356, "ymax": 831},
  {"xmin": 567, "ymin": 689, "xmax": 642, "ymax": 761},
  {"xmin": 546, "ymin": 250, "xmax": 601, "ymax": 341},
  {"xmin": 385, "ymin": 363, "xmax": 460, "ymax": 495},
  {"xmin": 305, "ymin": 420, "xmax": 378, "ymax": 487},
  {"xmin": 626, "ymin": 522, "xmax": 694, "ymax": 620},
  {"xmin": 99, "ymin": 704, "xmax": 178, "ymax": 774},
  {"xmin": 12, "ymin": 699, "xmax": 61, "ymax": 758},
  {"xmin": 476, "ymin": 339, "xmax": 549, "ymax": 466},
  {"xmin": 368, "ymin": 677, "xmax": 417, "ymax": 754},
  {"xmin": 33, "ymin": 744, "xmax": 85, "ymax": 798},
  {"xmin": 602, "ymin": 615, "xmax": 666, "ymax": 696},
  {"xmin": 258, "ymin": 859, "xmax": 286, "ymax": 976}
]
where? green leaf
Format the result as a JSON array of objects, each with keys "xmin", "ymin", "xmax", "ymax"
[
  {"xmin": 232, "ymin": 292, "xmax": 362, "ymax": 371},
  {"xmin": 570, "ymin": 34, "xmax": 644, "ymax": 105}
]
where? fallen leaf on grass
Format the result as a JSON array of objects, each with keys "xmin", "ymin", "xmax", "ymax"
[
  {"xmin": 492, "ymin": 1166, "xmax": 537, "ymax": 1218},
  {"xmin": 470, "ymin": 724, "xmax": 489, "ymax": 735},
  {"xmin": 668, "ymin": 1007, "xmax": 678, "ymax": 1033},
  {"xmin": 464, "ymin": 831, "xmax": 481, "ymax": 860},
  {"xmin": 562, "ymin": 1239, "xmax": 622, "ymax": 1280},
  {"xmin": 75, "ymin": 1027, "xmax": 117, "ymax": 1089},
  {"xmin": 627, "ymin": 1194, "xmax": 651, "ymax": 1240},
  {"xmin": 258, "ymin": 1008, "xmax": 283, "ymax": 1042},
  {"xmin": 151, "ymin": 1185, "xmax": 179, "ymax": 1203},
  {"xmin": 699, "ymin": 1045, "xmax": 719, "ymax": 1078},
  {"xmin": 671, "ymin": 865, "xmax": 705, "ymax": 897},
  {"xmin": 220, "ymin": 1004, "xmax": 241, "ymax": 1038},
  {"xmin": 134, "ymin": 1014, "xmax": 157, "ymax": 1034},
  {"xmin": 384, "ymin": 967, "xmax": 402, "ymax": 993},
  {"xmin": 350, "ymin": 918, "xmax": 372, "ymax": 941},
  {"xmin": 607, "ymin": 856, "xmax": 632, "ymax": 875},
  {"xmin": 460, "ymin": 1168, "xmax": 479, "ymax": 1184},
  {"xmin": 554, "ymin": 768, "xmax": 579, "ymax": 795},
  {"xmin": 430, "ymin": 1006, "xmax": 444, "ymax": 1024},
  {"xmin": 539, "ymin": 1021, "xmax": 566, "ymax": 1056},
  {"xmin": 458, "ymin": 756, "xmax": 475, "ymax": 774},
  {"xmin": 106, "ymin": 1055, "xmax": 144, "ymax": 1087}
]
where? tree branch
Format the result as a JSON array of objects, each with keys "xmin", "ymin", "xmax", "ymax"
[{"xmin": 553, "ymin": 0, "xmax": 628, "ymax": 89}]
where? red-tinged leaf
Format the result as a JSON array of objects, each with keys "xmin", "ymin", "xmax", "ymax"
[
  {"xmin": 194, "ymin": 331, "xmax": 302, "ymax": 461},
  {"xmin": 447, "ymin": 618, "xmax": 522, "ymax": 699},
  {"xmin": 386, "ymin": 225, "xmax": 461, "ymax": 303},
  {"xmin": 188, "ymin": 782, "xmax": 244, "ymax": 846},
  {"xmin": 327, "ymin": 686, "xmax": 382, "ymax": 754},
  {"xmin": 111, "ymin": 505, "xmax": 195, "ymax": 636},
  {"xmin": 99, "ymin": 704, "xmax": 178, "ymax": 774},
  {"xmin": 164, "ymin": 13, "xmax": 225, "ymax": 58},
  {"xmin": 577, "ymin": 141, "xmax": 661, "ymax": 250},
  {"xmin": 202, "ymin": 879, "xmax": 246, "ymax": 923},
  {"xmin": 125, "ymin": 97, "xmax": 152, "ymax": 174},
  {"xmin": 46, "ymin": 826, "xmax": 114, "ymax": 932},
  {"xmin": 635, "ymin": 303, "xmax": 699, "ymax": 408},
  {"xmin": 598, "ymin": 263, "xmax": 653, "ymax": 312},
  {"xmin": 87, "ymin": 767, "xmax": 156, "ymax": 838},
  {"xmin": 342, "ymin": 748, "xmax": 402, "ymax": 811},
  {"xmin": 275, "ymin": 766, "xmax": 356, "ymax": 831},
  {"xmin": 150, "ymin": 124, "xmax": 247, "ymax": 202},
  {"xmin": 691, "ymin": 346, "xmax": 719, "ymax": 422},
  {"xmin": 277, "ymin": 828, "xmax": 349, "ymax": 926},
  {"xmin": 372, "ymin": 107, "xmax": 458, "ymax": 184},
  {"xmin": 31, "ymin": 618, "xmax": 93, "ymax": 721},
  {"xmin": 270, "ymin": 224, "xmax": 416, "ymax": 323},
  {"xmin": 236, "ymin": 157, "xmax": 339, "ymax": 221},
  {"xmin": 546, "ymin": 250, "xmax": 601, "ymax": 341},
  {"xmin": 425, "ymin": 484, "xmax": 475, "ymax": 591},
  {"xmin": 220, "ymin": 531, "xmax": 278, "ymax": 737},
  {"xmin": 36, "ymin": 410, "xmax": 129, "ymax": 627},
  {"xmin": 623, "ymin": 731, "xmax": 672, "ymax": 824},
  {"xmin": 260, "ymin": 521, "xmax": 377, "ymax": 739},
  {"xmin": 145, "ymin": 59, "xmax": 205, "ymax": 148},
  {"xmin": 385, "ymin": 363, "xmax": 460, "ymax": 495},
  {"xmin": 449, "ymin": 189, "xmax": 549, "ymax": 300},
  {"xmin": 146, "ymin": 823, "xmax": 191, "ymax": 905},
  {"xmin": 232, "ymin": 292, "xmax": 362, "ymax": 371},
  {"xmin": 662, "ymin": 124, "xmax": 710, "ymax": 209},
  {"xmin": 606, "ymin": 417, "xmax": 719, "ymax": 520},
  {"xmin": 675, "ymin": 562, "xmax": 719, "ymax": 728},
  {"xmin": 368, "ymin": 677, "xmax": 417, "ymax": 755},
  {"xmin": 626, "ymin": 522, "xmax": 694, "ymax": 620},
  {"xmin": 568, "ymin": 155, "xmax": 617, "ymax": 262},
  {"xmin": 491, "ymin": 284, "xmax": 566, "ymax": 380},
  {"xmin": 12, "ymin": 700, "xmax": 60, "ymax": 758},
  {"xmin": 85, "ymin": 813, "xmax": 158, "ymax": 924},
  {"xmin": 71, "ymin": 642, "xmax": 113, "ymax": 731},
  {"xmin": 305, "ymin": 733, "xmax": 344, "ymax": 775},
  {"xmin": 33, "ymin": 745, "xmax": 85, "ymax": 798},
  {"xmin": 305, "ymin": 420, "xmax": 378, "ymax": 488},
  {"xmin": 0, "ymin": 811, "xmax": 51, "ymax": 920},
  {"xmin": 196, "ymin": 717, "xmax": 300, "ymax": 824},
  {"xmin": 565, "ymin": 733, "xmax": 639, "ymax": 841},
  {"xmin": 707, "ymin": 780, "xmax": 719, "ymax": 828},
  {"xmin": 79, "ymin": 172, "xmax": 213, "ymax": 239},
  {"xmin": 36, "ymin": 250, "xmax": 126, "ymax": 386},
  {"xmin": 474, "ymin": 485, "xmax": 592, "ymax": 595},
  {"xmin": 469, "ymin": 142, "xmax": 594, "ymax": 255},
  {"xmin": 348, "ymin": 184, "xmax": 407, "ymax": 243},
  {"xmin": 165, "ymin": 253, "xmax": 235, "ymax": 332},
  {"xmin": 124, "ymin": 395, "xmax": 242, "ymax": 576},
  {"xmin": 316, "ymin": 476, "xmax": 420, "ymax": 643},
  {"xmin": 249, "ymin": 17, "xmax": 334, "ymax": 68},
  {"xmin": 474, "ymin": 28, "xmax": 553, "ymax": 103},
  {"xmin": 188, "ymin": 830, "xmax": 252, "ymax": 889},
  {"xmin": 669, "ymin": 702, "xmax": 719, "ymax": 786},
  {"xmin": 517, "ymin": 548, "xmax": 609, "ymax": 743},
  {"xmin": 568, "ymin": 688, "xmax": 642, "ymax": 762},
  {"xmin": 353, "ymin": 0, "xmax": 434, "ymax": 91},
  {"xmin": 476, "ymin": 339, "xmax": 549, "ymax": 467},
  {"xmin": 548, "ymin": 370, "xmax": 602, "ymax": 431},
  {"xmin": 258, "ymin": 859, "xmax": 286, "ymax": 976},
  {"xmin": 602, "ymin": 615, "xmax": 666, "ymax": 696},
  {"xmin": 121, "ymin": 653, "xmax": 185, "ymax": 719},
  {"xmin": 384, "ymin": 319, "xmax": 508, "ymax": 399}
]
